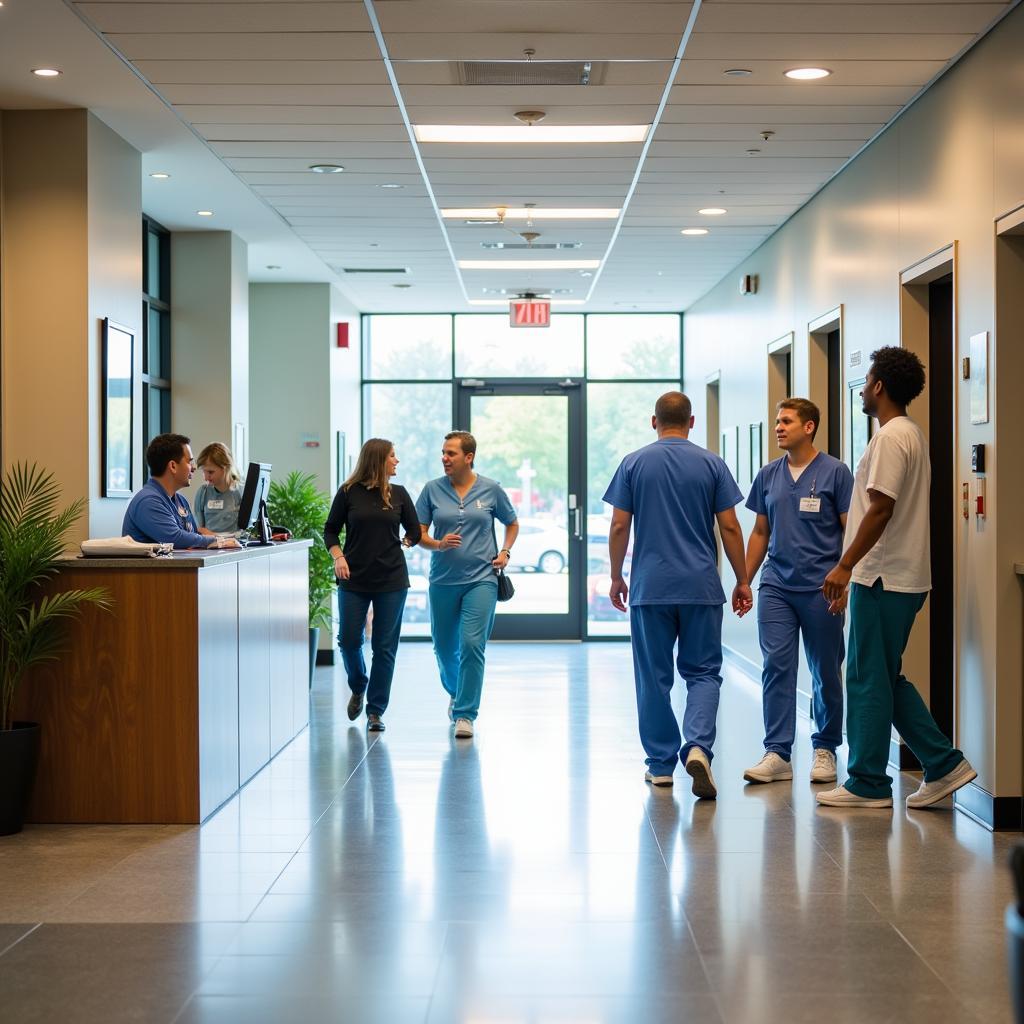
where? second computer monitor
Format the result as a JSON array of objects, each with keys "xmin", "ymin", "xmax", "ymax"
[{"xmin": 237, "ymin": 461, "xmax": 273, "ymax": 542}]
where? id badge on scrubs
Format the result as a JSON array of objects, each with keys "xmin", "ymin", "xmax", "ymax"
[
  {"xmin": 799, "ymin": 497, "xmax": 821, "ymax": 514},
  {"xmin": 208, "ymin": 499, "xmax": 225, "ymax": 510}
]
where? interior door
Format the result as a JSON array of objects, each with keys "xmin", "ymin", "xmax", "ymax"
[{"xmin": 456, "ymin": 379, "xmax": 584, "ymax": 640}]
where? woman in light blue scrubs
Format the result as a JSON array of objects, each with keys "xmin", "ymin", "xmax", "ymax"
[
  {"xmin": 416, "ymin": 431, "xmax": 519, "ymax": 739},
  {"xmin": 194, "ymin": 442, "xmax": 244, "ymax": 535}
]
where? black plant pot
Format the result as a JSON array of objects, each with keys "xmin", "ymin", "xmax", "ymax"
[
  {"xmin": 0, "ymin": 722, "xmax": 41, "ymax": 836},
  {"xmin": 308, "ymin": 626, "xmax": 320, "ymax": 689}
]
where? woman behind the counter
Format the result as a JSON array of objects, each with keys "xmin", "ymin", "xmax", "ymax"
[
  {"xmin": 323, "ymin": 438, "xmax": 421, "ymax": 732},
  {"xmin": 194, "ymin": 442, "xmax": 244, "ymax": 535}
]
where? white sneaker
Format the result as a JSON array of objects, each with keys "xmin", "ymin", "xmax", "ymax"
[
  {"xmin": 447, "ymin": 697, "xmax": 455, "ymax": 722},
  {"xmin": 816, "ymin": 785, "xmax": 892, "ymax": 808},
  {"xmin": 810, "ymin": 748, "xmax": 838, "ymax": 784},
  {"xmin": 743, "ymin": 752, "xmax": 793, "ymax": 784},
  {"xmin": 454, "ymin": 718, "xmax": 474, "ymax": 739},
  {"xmin": 645, "ymin": 771, "xmax": 673, "ymax": 787},
  {"xmin": 906, "ymin": 759, "xmax": 977, "ymax": 808},
  {"xmin": 684, "ymin": 748, "xmax": 717, "ymax": 800}
]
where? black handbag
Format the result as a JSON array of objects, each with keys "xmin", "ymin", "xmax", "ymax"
[{"xmin": 495, "ymin": 568, "xmax": 515, "ymax": 602}]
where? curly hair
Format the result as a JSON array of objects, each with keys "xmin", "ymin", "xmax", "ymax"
[{"xmin": 870, "ymin": 346, "xmax": 926, "ymax": 407}]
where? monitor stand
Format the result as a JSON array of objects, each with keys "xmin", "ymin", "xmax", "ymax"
[{"xmin": 253, "ymin": 498, "xmax": 274, "ymax": 546}]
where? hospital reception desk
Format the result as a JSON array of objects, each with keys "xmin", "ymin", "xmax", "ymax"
[{"xmin": 16, "ymin": 541, "xmax": 312, "ymax": 824}]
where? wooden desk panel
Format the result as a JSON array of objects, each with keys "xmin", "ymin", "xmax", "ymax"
[
  {"xmin": 15, "ymin": 542, "xmax": 311, "ymax": 823},
  {"xmin": 18, "ymin": 568, "xmax": 201, "ymax": 822}
]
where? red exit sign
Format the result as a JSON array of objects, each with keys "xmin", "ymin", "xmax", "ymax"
[{"xmin": 509, "ymin": 299, "xmax": 551, "ymax": 328}]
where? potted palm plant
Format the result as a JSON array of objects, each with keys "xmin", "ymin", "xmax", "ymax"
[
  {"xmin": 0, "ymin": 464, "xmax": 111, "ymax": 835},
  {"xmin": 266, "ymin": 471, "xmax": 335, "ymax": 684}
]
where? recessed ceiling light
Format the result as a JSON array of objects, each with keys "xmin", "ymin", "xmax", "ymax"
[
  {"xmin": 458, "ymin": 259, "xmax": 601, "ymax": 271},
  {"xmin": 785, "ymin": 67, "xmax": 831, "ymax": 80},
  {"xmin": 266, "ymin": 265, "xmax": 281, "ymax": 270},
  {"xmin": 309, "ymin": 164, "xmax": 344, "ymax": 174},
  {"xmin": 415, "ymin": 125, "xmax": 649, "ymax": 144},
  {"xmin": 149, "ymin": 172, "xmax": 171, "ymax": 180},
  {"xmin": 723, "ymin": 68, "xmax": 752, "ymax": 77},
  {"xmin": 698, "ymin": 207, "xmax": 727, "ymax": 216},
  {"xmin": 681, "ymin": 228, "xmax": 709, "ymax": 236},
  {"xmin": 377, "ymin": 183, "xmax": 404, "ymax": 189},
  {"xmin": 197, "ymin": 210, "xmax": 214, "ymax": 217},
  {"xmin": 444, "ymin": 208, "xmax": 619, "ymax": 221},
  {"xmin": 32, "ymin": 68, "xmax": 61, "ymax": 78}
]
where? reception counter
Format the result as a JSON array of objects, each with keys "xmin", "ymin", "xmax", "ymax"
[{"xmin": 16, "ymin": 541, "xmax": 312, "ymax": 824}]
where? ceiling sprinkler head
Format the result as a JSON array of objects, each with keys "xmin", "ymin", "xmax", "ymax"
[
  {"xmin": 760, "ymin": 129, "xmax": 776, "ymax": 142},
  {"xmin": 514, "ymin": 110, "xmax": 546, "ymax": 126},
  {"xmin": 520, "ymin": 231, "xmax": 541, "ymax": 245}
]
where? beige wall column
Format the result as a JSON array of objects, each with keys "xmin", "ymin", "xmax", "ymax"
[
  {"xmin": 1, "ymin": 109, "xmax": 141, "ymax": 543},
  {"xmin": 170, "ymin": 231, "xmax": 249, "ymax": 467}
]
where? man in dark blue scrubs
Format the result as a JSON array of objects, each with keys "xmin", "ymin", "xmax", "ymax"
[
  {"xmin": 742, "ymin": 399, "xmax": 853, "ymax": 786},
  {"xmin": 604, "ymin": 392, "xmax": 750, "ymax": 800},
  {"xmin": 122, "ymin": 433, "xmax": 238, "ymax": 550}
]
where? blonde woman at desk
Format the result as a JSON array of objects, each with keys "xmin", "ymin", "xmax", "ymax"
[{"xmin": 194, "ymin": 442, "xmax": 244, "ymax": 536}]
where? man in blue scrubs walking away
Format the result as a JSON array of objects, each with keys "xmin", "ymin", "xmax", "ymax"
[
  {"xmin": 605, "ymin": 392, "xmax": 751, "ymax": 799},
  {"xmin": 742, "ymin": 399, "xmax": 853, "ymax": 786}
]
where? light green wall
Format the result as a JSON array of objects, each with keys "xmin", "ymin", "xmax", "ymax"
[{"xmin": 683, "ymin": 4, "xmax": 1024, "ymax": 798}]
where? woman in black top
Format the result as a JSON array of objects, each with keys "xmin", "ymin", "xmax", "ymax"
[{"xmin": 324, "ymin": 438, "xmax": 421, "ymax": 732}]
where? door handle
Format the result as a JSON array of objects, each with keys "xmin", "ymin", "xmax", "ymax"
[{"xmin": 572, "ymin": 507, "xmax": 582, "ymax": 540}]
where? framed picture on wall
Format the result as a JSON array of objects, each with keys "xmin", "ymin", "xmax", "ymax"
[
  {"xmin": 102, "ymin": 318, "xmax": 135, "ymax": 498},
  {"xmin": 848, "ymin": 378, "xmax": 875, "ymax": 470},
  {"xmin": 749, "ymin": 422, "xmax": 763, "ymax": 475}
]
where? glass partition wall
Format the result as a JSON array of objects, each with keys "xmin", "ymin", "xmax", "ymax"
[{"xmin": 362, "ymin": 313, "xmax": 682, "ymax": 638}]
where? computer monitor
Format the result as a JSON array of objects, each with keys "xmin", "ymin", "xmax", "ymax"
[{"xmin": 237, "ymin": 462, "xmax": 273, "ymax": 544}]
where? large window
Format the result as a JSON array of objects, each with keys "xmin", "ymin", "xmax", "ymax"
[
  {"xmin": 362, "ymin": 313, "xmax": 682, "ymax": 638},
  {"xmin": 142, "ymin": 216, "xmax": 171, "ymax": 471}
]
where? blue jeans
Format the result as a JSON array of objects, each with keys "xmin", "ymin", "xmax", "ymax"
[
  {"xmin": 629, "ymin": 603, "xmax": 724, "ymax": 775},
  {"xmin": 337, "ymin": 587, "xmax": 408, "ymax": 717},
  {"xmin": 428, "ymin": 580, "xmax": 498, "ymax": 722},
  {"xmin": 757, "ymin": 584, "xmax": 845, "ymax": 759}
]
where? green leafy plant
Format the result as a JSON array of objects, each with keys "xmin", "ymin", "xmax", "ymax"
[
  {"xmin": 0, "ymin": 464, "xmax": 112, "ymax": 731},
  {"xmin": 266, "ymin": 471, "xmax": 334, "ymax": 631}
]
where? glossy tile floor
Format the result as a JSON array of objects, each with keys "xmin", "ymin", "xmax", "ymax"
[{"xmin": 0, "ymin": 644, "xmax": 1017, "ymax": 1023}]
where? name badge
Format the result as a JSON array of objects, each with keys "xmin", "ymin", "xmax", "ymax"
[
  {"xmin": 799, "ymin": 497, "xmax": 821, "ymax": 514},
  {"xmin": 208, "ymin": 499, "xmax": 225, "ymax": 510}
]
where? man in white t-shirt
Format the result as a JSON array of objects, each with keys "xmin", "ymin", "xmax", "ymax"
[{"xmin": 816, "ymin": 347, "xmax": 975, "ymax": 809}]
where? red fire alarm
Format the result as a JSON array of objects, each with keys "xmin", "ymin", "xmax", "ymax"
[{"xmin": 336, "ymin": 323, "xmax": 349, "ymax": 348}]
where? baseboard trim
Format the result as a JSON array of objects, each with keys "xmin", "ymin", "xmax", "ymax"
[
  {"xmin": 889, "ymin": 739, "xmax": 922, "ymax": 772},
  {"xmin": 315, "ymin": 650, "xmax": 335, "ymax": 666},
  {"xmin": 954, "ymin": 782, "xmax": 1023, "ymax": 832}
]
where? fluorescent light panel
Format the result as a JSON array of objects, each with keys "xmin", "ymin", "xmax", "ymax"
[
  {"xmin": 458, "ymin": 260, "xmax": 601, "ymax": 271},
  {"xmin": 444, "ymin": 208, "xmax": 619, "ymax": 220},
  {"xmin": 415, "ymin": 125, "xmax": 649, "ymax": 144}
]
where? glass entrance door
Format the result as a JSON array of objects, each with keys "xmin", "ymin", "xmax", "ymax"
[{"xmin": 456, "ymin": 380, "xmax": 584, "ymax": 640}]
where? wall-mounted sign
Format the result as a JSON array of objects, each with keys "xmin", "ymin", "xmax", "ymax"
[
  {"xmin": 509, "ymin": 299, "xmax": 551, "ymax": 328},
  {"xmin": 969, "ymin": 331, "xmax": 989, "ymax": 424}
]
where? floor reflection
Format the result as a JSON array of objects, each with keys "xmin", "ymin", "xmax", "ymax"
[{"xmin": 0, "ymin": 644, "xmax": 1016, "ymax": 1024}]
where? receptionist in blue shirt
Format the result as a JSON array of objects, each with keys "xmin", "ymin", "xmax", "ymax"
[{"xmin": 122, "ymin": 433, "xmax": 240, "ymax": 550}]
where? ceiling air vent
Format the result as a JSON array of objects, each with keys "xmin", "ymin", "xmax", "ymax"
[
  {"xmin": 455, "ymin": 60, "xmax": 601, "ymax": 87},
  {"xmin": 338, "ymin": 267, "xmax": 410, "ymax": 275}
]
